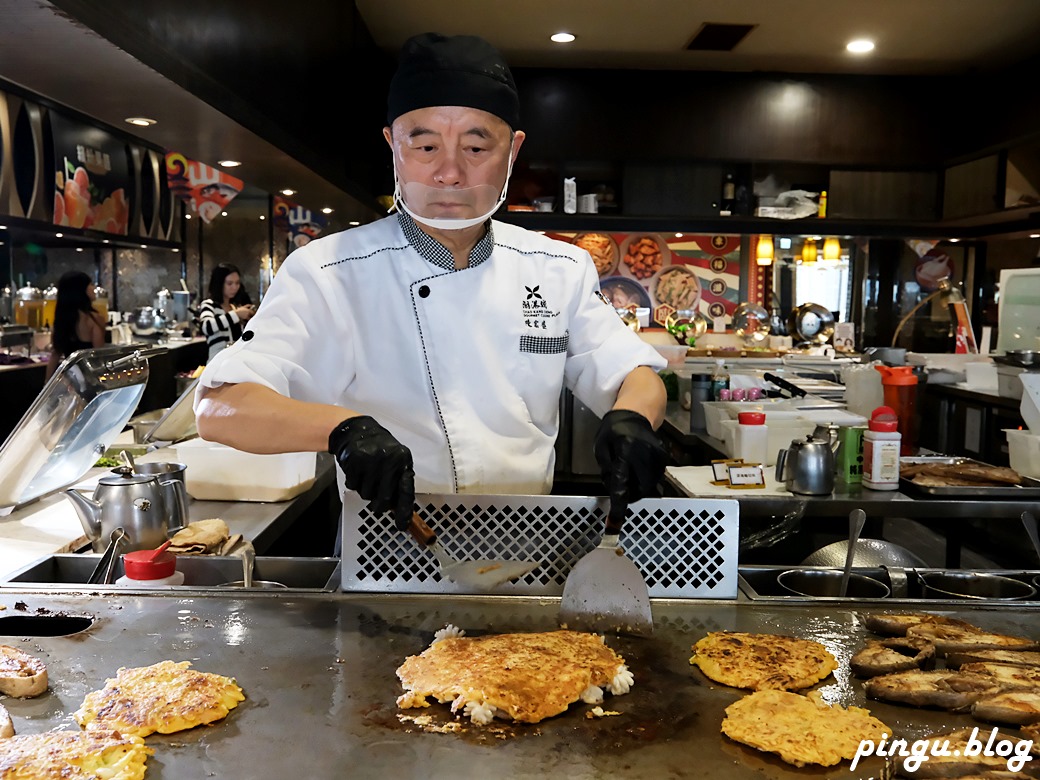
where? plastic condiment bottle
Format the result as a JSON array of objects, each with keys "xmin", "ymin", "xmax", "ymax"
[
  {"xmin": 116, "ymin": 546, "xmax": 185, "ymax": 587},
  {"xmin": 733, "ymin": 411, "xmax": 768, "ymax": 465},
  {"xmin": 875, "ymin": 365, "xmax": 918, "ymax": 455},
  {"xmin": 862, "ymin": 406, "xmax": 901, "ymax": 491}
]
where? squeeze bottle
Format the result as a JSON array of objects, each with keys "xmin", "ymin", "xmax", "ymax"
[
  {"xmin": 733, "ymin": 411, "xmax": 768, "ymax": 465},
  {"xmin": 116, "ymin": 546, "xmax": 185, "ymax": 587},
  {"xmin": 875, "ymin": 365, "xmax": 917, "ymax": 455}
]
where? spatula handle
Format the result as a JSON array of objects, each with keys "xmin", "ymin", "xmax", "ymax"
[{"xmin": 408, "ymin": 511, "xmax": 437, "ymax": 547}]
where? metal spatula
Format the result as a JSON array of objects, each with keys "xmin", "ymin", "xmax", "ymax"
[
  {"xmin": 407, "ymin": 511, "xmax": 538, "ymax": 589},
  {"xmin": 559, "ymin": 499, "xmax": 653, "ymax": 636}
]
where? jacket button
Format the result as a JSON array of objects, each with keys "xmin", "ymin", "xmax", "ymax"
[
  {"xmin": 419, "ymin": 285, "xmax": 430, "ymax": 298},
  {"xmin": 241, "ymin": 330, "xmax": 254, "ymax": 341}
]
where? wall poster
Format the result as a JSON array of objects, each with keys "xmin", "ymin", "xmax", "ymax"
[{"xmin": 50, "ymin": 112, "xmax": 130, "ymax": 235}]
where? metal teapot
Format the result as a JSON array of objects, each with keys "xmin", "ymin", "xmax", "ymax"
[
  {"xmin": 64, "ymin": 466, "xmax": 187, "ymax": 552},
  {"xmin": 775, "ymin": 435, "xmax": 837, "ymax": 496}
]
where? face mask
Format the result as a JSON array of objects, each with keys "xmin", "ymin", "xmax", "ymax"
[{"xmin": 391, "ymin": 135, "xmax": 516, "ymax": 231}]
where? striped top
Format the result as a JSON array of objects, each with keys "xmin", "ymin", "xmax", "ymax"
[{"xmin": 197, "ymin": 298, "xmax": 243, "ymax": 361}]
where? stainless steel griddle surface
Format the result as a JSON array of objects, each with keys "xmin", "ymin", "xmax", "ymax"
[{"xmin": 2, "ymin": 590, "xmax": 1039, "ymax": 780}]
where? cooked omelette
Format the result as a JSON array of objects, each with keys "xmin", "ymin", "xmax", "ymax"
[
  {"xmin": 690, "ymin": 631, "xmax": 838, "ymax": 691},
  {"xmin": 0, "ymin": 728, "xmax": 152, "ymax": 780}
]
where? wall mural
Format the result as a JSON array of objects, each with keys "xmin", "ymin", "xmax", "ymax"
[{"xmin": 544, "ymin": 232, "xmax": 742, "ymax": 327}]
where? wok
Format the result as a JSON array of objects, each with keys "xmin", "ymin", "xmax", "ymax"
[{"xmin": 801, "ymin": 538, "xmax": 928, "ymax": 568}]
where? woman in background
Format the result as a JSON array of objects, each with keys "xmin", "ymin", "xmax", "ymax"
[
  {"xmin": 45, "ymin": 270, "xmax": 106, "ymax": 379},
  {"xmin": 198, "ymin": 263, "xmax": 255, "ymax": 362}
]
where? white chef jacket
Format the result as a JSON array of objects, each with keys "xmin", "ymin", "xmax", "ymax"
[{"xmin": 197, "ymin": 212, "xmax": 666, "ymax": 495}]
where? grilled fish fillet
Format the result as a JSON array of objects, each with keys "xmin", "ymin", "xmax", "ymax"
[
  {"xmin": 0, "ymin": 645, "xmax": 47, "ymax": 698},
  {"xmin": 972, "ymin": 690, "xmax": 1040, "ymax": 726},
  {"xmin": 865, "ymin": 669, "xmax": 1006, "ymax": 712},
  {"xmin": 946, "ymin": 649, "xmax": 1040, "ymax": 669},
  {"xmin": 893, "ymin": 727, "xmax": 1029, "ymax": 778},
  {"xmin": 851, "ymin": 637, "xmax": 935, "ymax": 678},
  {"xmin": 863, "ymin": 612, "xmax": 975, "ymax": 637},
  {"xmin": 960, "ymin": 661, "xmax": 1040, "ymax": 689},
  {"xmin": 906, "ymin": 623, "xmax": 1039, "ymax": 655}
]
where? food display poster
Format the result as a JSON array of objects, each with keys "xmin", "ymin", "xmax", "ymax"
[
  {"xmin": 547, "ymin": 232, "xmax": 742, "ymax": 327},
  {"xmin": 164, "ymin": 152, "xmax": 244, "ymax": 224},
  {"xmin": 50, "ymin": 112, "xmax": 130, "ymax": 235},
  {"xmin": 273, "ymin": 196, "xmax": 328, "ymax": 248}
]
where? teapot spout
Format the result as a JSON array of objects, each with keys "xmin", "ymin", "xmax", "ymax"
[{"xmin": 64, "ymin": 489, "xmax": 103, "ymax": 542}]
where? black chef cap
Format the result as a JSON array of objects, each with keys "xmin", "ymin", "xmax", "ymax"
[{"xmin": 387, "ymin": 32, "xmax": 519, "ymax": 129}]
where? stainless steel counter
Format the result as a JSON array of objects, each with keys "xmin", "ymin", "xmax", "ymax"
[{"xmin": 3, "ymin": 588, "xmax": 1038, "ymax": 779}]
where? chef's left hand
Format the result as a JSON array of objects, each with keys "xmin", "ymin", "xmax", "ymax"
[{"xmin": 594, "ymin": 409, "xmax": 667, "ymax": 511}]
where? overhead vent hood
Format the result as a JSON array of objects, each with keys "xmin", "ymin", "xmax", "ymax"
[{"xmin": 685, "ymin": 22, "xmax": 756, "ymax": 52}]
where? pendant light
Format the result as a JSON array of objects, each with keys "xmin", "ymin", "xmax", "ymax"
[
  {"xmin": 823, "ymin": 236, "xmax": 841, "ymax": 261},
  {"xmin": 801, "ymin": 238, "xmax": 817, "ymax": 264},
  {"xmin": 756, "ymin": 234, "xmax": 774, "ymax": 266}
]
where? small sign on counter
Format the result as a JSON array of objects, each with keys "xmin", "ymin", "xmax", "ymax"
[{"xmin": 726, "ymin": 463, "xmax": 766, "ymax": 489}]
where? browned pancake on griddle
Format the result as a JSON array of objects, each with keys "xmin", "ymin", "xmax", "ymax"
[
  {"xmin": 396, "ymin": 630, "xmax": 632, "ymax": 724},
  {"xmin": 690, "ymin": 631, "xmax": 837, "ymax": 691},
  {"xmin": 74, "ymin": 660, "xmax": 245, "ymax": 737},
  {"xmin": 865, "ymin": 669, "xmax": 1005, "ymax": 712},
  {"xmin": 906, "ymin": 623, "xmax": 1039, "ymax": 655},
  {"xmin": 851, "ymin": 636, "xmax": 935, "ymax": 678},
  {"xmin": 721, "ymin": 689, "xmax": 890, "ymax": 768},
  {"xmin": 0, "ymin": 728, "xmax": 153, "ymax": 780},
  {"xmin": 863, "ymin": 611, "xmax": 977, "ymax": 637}
]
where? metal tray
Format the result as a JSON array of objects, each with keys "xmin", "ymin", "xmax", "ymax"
[{"xmin": 899, "ymin": 455, "xmax": 1040, "ymax": 499}]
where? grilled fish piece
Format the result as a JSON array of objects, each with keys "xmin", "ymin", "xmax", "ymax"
[
  {"xmin": 946, "ymin": 648, "xmax": 1040, "ymax": 669},
  {"xmin": 906, "ymin": 623, "xmax": 1039, "ymax": 656},
  {"xmin": 851, "ymin": 637, "xmax": 935, "ymax": 678},
  {"xmin": 893, "ymin": 727, "xmax": 1031, "ymax": 778},
  {"xmin": 0, "ymin": 644, "xmax": 47, "ymax": 698},
  {"xmin": 863, "ymin": 612, "xmax": 975, "ymax": 637},
  {"xmin": 865, "ymin": 669, "xmax": 1005, "ymax": 712},
  {"xmin": 960, "ymin": 661, "xmax": 1040, "ymax": 689},
  {"xmin": 972, "ymin": 690, "xmax": 1040, "ymax": 726}
]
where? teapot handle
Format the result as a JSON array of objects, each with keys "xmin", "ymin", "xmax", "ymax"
[
  {"xmin": 160, "ymin": 479, "xmax": 189, "ymax": 535},
  {"xmin": 775, "ymin": 447, "xmax": 788, "ymax": 483}
]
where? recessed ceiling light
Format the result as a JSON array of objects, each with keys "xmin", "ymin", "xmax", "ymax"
[
  {"xmin": 280, "ymin": 189, "xmax": 296, "ymax": 196},
  {"xmin": 173, "ymin": 248, "xmax": 180, "ymax": 253},
  {"xmin": 674, "ymin": 233, "xmax": 684, "ymax": 238},
  {"xmin": 218, "ymin": 160, "xmax": 241, "ymax": 168},
  {"xmin": 141, "ymin": 244, "xmax": 147, "ymax": 249},
  {"xmin": 550, "ymin": 32, "xmax": 575, "ymax": 43},
  {"xmin": 185, "ymin": 214, "xmax": 192, "ymax": 220},
  {"xmin": 846, "ymin": 39, "xmax": 875, "ymax": 54},
  {"xmin": 55, "ymin": 232, "xmax": 63, "ymax": 238},
  {"xmin": 1031, "ymin": 233, "xmax": 1040, "ymax": 239},
  {"xmin": 76, "ymin": 247, "xmax": 83, "ymax": 252},
  {"xmin": 125, "ymin": 117, "xmax": 157, "ymax": 127},
  {"xmin": 221, "ymin": 211, "xmax": 228, "ymax": 217},
  {"xmin": 349, "ymin": 221, "xmax": 360, "ymax": 226},
  {"xmin": 259, "ymin": 215, "xmax": 266, "ymax": 220},
  {"xmin": 322, "ymin": 207, "xmax": 333, "ymax": 214},
  {"xmin": 0, "ymin": 225, "xmax": 7, "ymax": 229},
  {"xmin": 102, "ymin": 239, "xmax": 109, "ymax": 243},
  {"xmin": 949, "ymin": 238, "xmax": 960, "ymax": 243}
]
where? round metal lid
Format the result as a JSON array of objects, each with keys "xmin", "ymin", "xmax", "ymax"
[{"xmin": 97, "ymin": 466, "xmax": 157, "ymax": 486}]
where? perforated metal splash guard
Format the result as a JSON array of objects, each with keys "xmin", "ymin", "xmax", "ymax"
[{"xmin": 340, "ymin": 493, "xmax": 739, "ymax": 598}]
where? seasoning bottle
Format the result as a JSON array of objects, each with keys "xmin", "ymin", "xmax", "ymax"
[
  {"xmin": 875, "ymin": 366, "xmax": 918, "ymax": 455},
  {"xmin": 862, "ymin": 406, "xmax": 901, "ymax": 491},
  {"xmin": 733, "ymin": 411, "xmax": 768, "ymax": 465},
  {"xmin": 116, "ymin": 544, "xmax": 185, "ymax": 587}
]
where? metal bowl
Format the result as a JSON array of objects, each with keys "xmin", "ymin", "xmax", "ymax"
[
  {"xmin": 1005, "ymin": 350, "xmax": 1040, "ymax": 368},
  {"xmin": 800, "ymin": 538, "xmax": 928, "ymax": 568},
  {"xmin": 918, "ymin": 571, "xmax": 1035, "ymax": 600},
  {"xmin": 778, "ymin": 569, "xmax": 890, "ymax": 598}
]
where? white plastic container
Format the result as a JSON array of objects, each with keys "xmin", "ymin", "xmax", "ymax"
[
  {"xmin": 1005, "ymin": 428, "xmax": 1040, "ymax": 479},
  {"xmin": 116, "ymin": 547, "xmax": 185, "ymax": 587},
  {"xmin": 719, "ymin": 417, "xmax": 815, "ymax": 466},
  {"xmin": 862, "ymin": 406, "xmax": 901, "ymax": 490},
  {"xmin": 170, "ymin": 439, "xmax": 317, "ymax": 501},
  {"xmin": 732, "ymin": 411, "xmax": 768, "ymax": 466}
]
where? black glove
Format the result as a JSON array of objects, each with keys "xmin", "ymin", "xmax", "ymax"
[
  {"xmin": 594, "ymin": 410, "xmax": 667, "ymax": 515},
  {"xmin": 328, "ymin": 416, "xmax": 415, "ymax": 531}
]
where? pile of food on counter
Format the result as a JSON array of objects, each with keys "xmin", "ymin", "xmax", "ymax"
[
  {"xmin": 900, "ymin": 461, "xmax": 1025, "ymax": 488},
  {"xmin": 0, "ymin": 644, "xmax": 243, "ymax": 778}
]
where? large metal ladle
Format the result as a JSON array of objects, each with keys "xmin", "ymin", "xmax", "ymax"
[{"xmin": 839, "ymin": 508, "xmax": 867, "ymax": 597}]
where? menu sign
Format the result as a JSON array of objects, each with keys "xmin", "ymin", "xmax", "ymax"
[
  {"xmin": 165, "ymin": 152, "xmax": 244, "ymax": 223},
  {"xmin": 50, "ymin": 112, "xmax": 130, "ymax": 235},
  {"xmin": 273, "ymin": 196, "xmax": 327, "ymax": 247}
]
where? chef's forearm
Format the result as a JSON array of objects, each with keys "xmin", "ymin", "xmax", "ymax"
[
  {"xmin": 611, "ymin": 366, "xmax": 666, "ymax": 429},
  {"xmin": 195, "ymin": 382, "xmax": 357, "ymax": 454}
]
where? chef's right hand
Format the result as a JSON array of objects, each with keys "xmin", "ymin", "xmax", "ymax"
[{"xmin": 328, "ymin": 416, "xmax": 415, "ymax": 531}]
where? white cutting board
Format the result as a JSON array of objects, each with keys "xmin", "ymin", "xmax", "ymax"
[{"xmin": 666, "ymin": 465, "xmax": 792, "ymax": 497}]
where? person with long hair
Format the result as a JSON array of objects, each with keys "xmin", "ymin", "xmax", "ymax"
[
  {"xmin": 197, "ymin": 263, "xmax": 255, "ymax": 361},
  {"xmin": 45, "ymin": 270, "xmax": 105, "ymax": 379}
]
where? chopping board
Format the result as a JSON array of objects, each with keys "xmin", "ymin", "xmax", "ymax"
[{"xmin": 666, "ymin": 465, "xmax": 792, "ymax": 497}]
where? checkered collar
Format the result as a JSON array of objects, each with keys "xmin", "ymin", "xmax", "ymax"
[{"xmin": 396, "ymin": 210, "xmax": 495, "ymax": 271}]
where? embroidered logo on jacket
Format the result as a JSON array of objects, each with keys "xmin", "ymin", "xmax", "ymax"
[{"xmin": 522, "ymin": 283, "xmax": 559, "ymax": 330}]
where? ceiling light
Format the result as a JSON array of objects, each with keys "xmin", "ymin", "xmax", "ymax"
[
  {"xmin": 221, "ymin": 211, "xmax": 228, "ymax": 217},
  {"xmin": 674, "ymin": 233, "xmax": 683, "ymax": 238},
  {"xmin": 280, "ymin": 189, "xmax": 296, "ymax": 196},
  {"xmin": 550, "ymin": 32, "xmax": 575, "ymax": 43},
  {"xmin": 756, "ymin": 235, "xmax": 774, "ymax": 266},
  {"xmin": 802, "ymin": 238, "xmax": 817, "ymax": 264},
  {"xmin": 1031, "ymin": 234, "xmax": 1040, "ymax": 239},
  {"xmin": 55, "ymin": 232, "xmax": 63, "ymax": 238},
  {"xmin": 218, "ymin": 160, "xmax": 241, "ymax": 168},
  {"xmin": 948, "ymin": 238, "xmax": 960, "ymax": 243},
  {"xmin": 76, "ymin": 247, "xmax": 83, "ymax": 252},
  {"xmin": 140, "ymin": 244, "xmax": 147, "ymax": 249},
  {"xmin": 823, "ymin": 237, "xmax": 841, "ymax": 260},
  {"xmin": 125, "ymin": 117, "xmax": 157, "ymax": 127},
  {"xmin": 0, "ymin": 225, "xmax": 6, "ymax": 229},
  {"xmin": 259, "ymin": 215, "xmax": 265, "ymax": 220},
  {"xmin": 349, "ymin": 221, "xmax": 360, "ymax": 226},
  {"xmin": 846, "ymin": 39, "xmax": 875, "ymax": 54},
  {"xmin": 322, "ymin": 207, "xmax": 333, "ymax": 214},
  {"xmin": 173, "ymin": 248, "xmax": 180, "ymax": 253}
]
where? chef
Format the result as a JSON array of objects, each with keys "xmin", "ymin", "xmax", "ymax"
[{"xmin": 194, "ymin": 32, "xmax": 668, "ymax": 532}]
